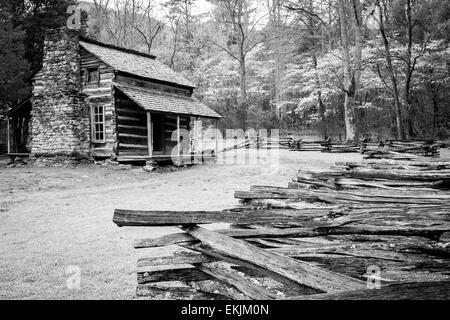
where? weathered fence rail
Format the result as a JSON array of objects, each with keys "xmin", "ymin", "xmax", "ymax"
[{"xmin": 113, "ymin": 155, "xmax": 450, "ymax": 300}]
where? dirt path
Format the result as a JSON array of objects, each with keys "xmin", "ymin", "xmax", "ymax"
[{"xmin": 0, "ymin": 150, "xmax": 363, "ymax": 299}]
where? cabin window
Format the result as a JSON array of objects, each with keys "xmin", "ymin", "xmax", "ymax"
[
  {"xmin": 91, "ymin": 105, "xmax": 105, "ymax": 142},
  {"xmin": 85, "ymin": 67, "xmax": 100, "ymax": 85}
]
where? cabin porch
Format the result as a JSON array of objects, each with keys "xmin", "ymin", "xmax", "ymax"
[
  {"xmin": 114, "ymin": 87, "xmax": 219, "ymax": 164},
  {"xmin": 5, "ymin": 97, "xmax": 32, "ymax": 158}
]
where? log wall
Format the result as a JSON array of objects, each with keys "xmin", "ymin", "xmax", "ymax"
[
  {"xmin": 115, "ymin": 91, "xmax": 148, "ymax": 156},
  {"xmin": 115, "ymin": 74, "xmax": 191, "ymax": 97},
  {"xmin": 80, "ymin": 48, "xmax": 115, "ymax": 158}
]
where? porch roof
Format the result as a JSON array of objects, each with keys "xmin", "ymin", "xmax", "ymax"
[
  {"xmin": 114, "ymin": 85, "xmax": 222, "ymax": 119},
  {"xmin": 5, "ymin": 95, "xmax": 32, "ymax": 117}
]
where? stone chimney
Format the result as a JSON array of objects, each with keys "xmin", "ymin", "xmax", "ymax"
[{"xmin": 30, "ymin": 27, "xmax": 90, "ymax": 157}]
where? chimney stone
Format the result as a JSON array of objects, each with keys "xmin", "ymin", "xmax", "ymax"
[{"xmin": 30, "ymin": 27, "xmax": 90, "ymax": 157}]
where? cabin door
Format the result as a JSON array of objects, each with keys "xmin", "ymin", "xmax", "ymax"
[{"xmin": 152, "ymin": 114, "xmax": 164, "ymax": 155}]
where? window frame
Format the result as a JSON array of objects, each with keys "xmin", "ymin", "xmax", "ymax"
[
  {"xmin": 84, "ymin": 67, "xmax": 100, "ymax": 86},
  {"xmin": 91, "ymin": 105, "xmax": 106, "ymax": 143}
]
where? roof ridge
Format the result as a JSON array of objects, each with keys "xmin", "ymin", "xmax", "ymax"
[{"xmin": 79, "ymin": 37, "xmax": 156, "ymax": 60}]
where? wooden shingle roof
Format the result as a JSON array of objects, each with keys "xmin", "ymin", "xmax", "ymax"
[
  {"xmin": 80, "ymin": 40, "xmax": 195, "ymax": 88},
  {"xmin": 115, "ymin": 85, "xmax": 221, "ymax": 119}
]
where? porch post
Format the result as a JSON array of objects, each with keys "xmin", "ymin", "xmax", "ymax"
[
  {"xmin": 177, "ymin": 115, "xmax": 180, "ymax": 156},
  {"xmin": 6, "ymin": 117, "xmax": 10, "ymax": 154},
  {"xmin": 147, "ymin": 112, "xmax": 152, "ymax": 157},
  {"xmin": 215, "ymin": 119, "xmax": 219, "ymax": 156},
  {"xmin": 195, "ymin": 116, "xmax": 199, "ymax": 155}
]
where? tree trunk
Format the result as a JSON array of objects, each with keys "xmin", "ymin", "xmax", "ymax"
[
  {"xmin": 432, "ymin": 85, "xmax": 439, "ymax": 136},
  {"xmin": 337, "ymin": 0, "xmax": 357, "ymax": 142},
  {"xmin": 272, "ymin": 0, "xmax": 285, "ymax": 115},
  {"xmin": 312, "ymin": 55, "xmax": 327, "ymax": 139},
  {"xmin": 239, "ymin": 57, "xmax": 247, "ymax": 103},
  {"xmin": 377, "ymin": 0, "xmax": 405, "ymax": 140},
  {"xmin": 404, "ymin": 0, "xmax": 416, "ymax": 139}
]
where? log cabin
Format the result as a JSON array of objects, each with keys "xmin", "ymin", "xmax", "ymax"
[{"xmin": 5, "ymin": 27, "xmax": 221, "ymax": 163}]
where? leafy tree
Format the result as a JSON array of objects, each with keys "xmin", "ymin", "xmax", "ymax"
[
  {"xmin": 0, "ymin": 21, "xmax": 29, "ymax": 114},
  {"xmin": 0, "ymin": 0, "xmax": 75, "ymax": 113}
]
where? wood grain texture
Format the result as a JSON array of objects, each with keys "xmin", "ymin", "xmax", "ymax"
[
  {"xmin": 289, "ymin": 281, "xmax": 450, "ymax": 300},
  {"xmin": 183, "ymin": 225, "xmax": 366, "ymax": 293}
]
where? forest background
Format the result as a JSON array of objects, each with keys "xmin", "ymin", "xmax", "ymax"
[{"xmin": 1, "ymin": 0, "xmax": 449, "ymax": 141}]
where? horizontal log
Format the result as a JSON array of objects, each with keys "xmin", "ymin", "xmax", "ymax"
[
  {"xmin": 113, "ymin": 208, "xmax": 327, "ymax": 227},
  {"xmin": 118, "ymin": 133, "xmax": 147, "ymax": 140},
  {"xmin": 137, "ymin": 267, "xmax": 211, "ymax": 284},
  {"xmin": 135, "ymin": 230, "xmax": 449, "ymax": 253},
  {"xmin": 116, "ymin": 108, "xmax": 146, "ymax": 117},
  {"xmin": 236, "ymin": 190, "xmax": 450, "ymax": 205},
  {"xmin": 242, "ymin": 186, "xmax": 450, "ymax": 204},
  {"xmin": 293, "ymin": 179, "xmax": 337, "ymax": 190},
  {"xmin": 301, "ymin": 169, "xmax": 450, "ymax": 182},
  {"xmin": 334, "ymin": 178, "xmax": 445, "ymax": 191},
  {"xmin": 289, "ymin": 281, "xmax": 450, "ymax": 300},
  {"xmin": 134, "ymin": 233, "xmax": 195, "ymax": 248},
  {"xmin": 118, "ymin": 135, "xmax": 147, "ymax": 145},
  {"xmin": 117, "ymin": 124, "xmax": 147, "ymax": 133},
  {"xmin": 134, "ymin": 224, "xmax": 448, "ymax": 249},
  {"xmin": 293, "ymin": 178, "xmax": 445, "ymax": 193},
  {"xmin": 117, "ymin": 115, "xmax": 146, "ymax": 123},
  {"xmin": 142, "ymin": 241, "xmax": 423, "ymax": 263},
  {"xmin": 119, "ymin": 143, "xmax": 148, "ymax": 150},
  {"xmin": 336, "ymin": 161, "xmax": 450, "ymax": 170},
  {"xmin": 238, "ymin": 197, "xmax": 334, "ymax": 210},
  {"xmin": 137, "ymin": 251, "xmax": 214, "ymax": 269},
  {"xmin": 136, "ymin": 284, "xmax": 230, "ymax": 299}
]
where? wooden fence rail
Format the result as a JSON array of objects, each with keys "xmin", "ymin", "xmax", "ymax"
[{"xmin": 113, "ymin": 154, "xmax": 450, "ymax": 300}]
